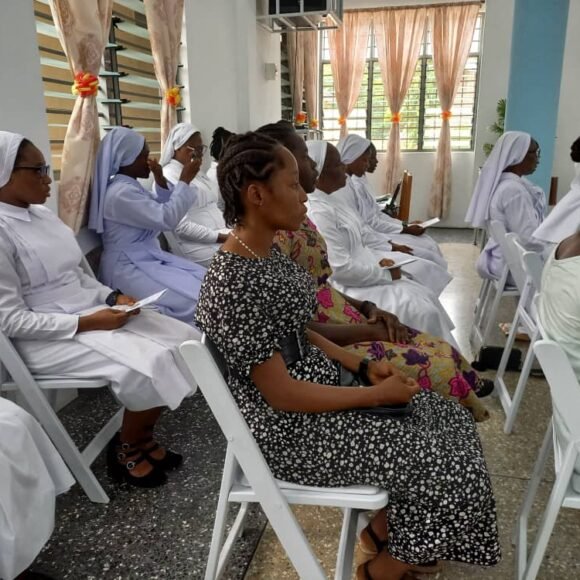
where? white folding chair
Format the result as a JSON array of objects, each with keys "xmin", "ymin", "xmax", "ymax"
[
  {"xmin": 179, "ymin": 337, "xmax": 389, "ymax": 580},
  {"xmin": 164, "ymin": 230, "xmax": 188, "ymax": 258},
  {"xmin": 515, "ymin": 340, "xmax": 580, "ymax": 580},
  {"xmin": 495, "ymin": 234, "xmax": 545, "ymax": 433},
  {"xmin": 0, "ymin": 227, "xmax": 123, "ymax": 503},
  {"xmin": 470, "ymin": 221, "xmax": 520, "ymax": 353}
]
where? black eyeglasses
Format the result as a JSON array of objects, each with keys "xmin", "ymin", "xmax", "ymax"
[{"xmin": 13, "ymin": 164, "xmax": 51, "ymax": 177}]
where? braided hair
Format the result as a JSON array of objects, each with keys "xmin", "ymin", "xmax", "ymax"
[
  {"xmin": 217, "ymin": 132, "xmax": 283, "ymax": 227},
  {"xmin": 571, "ymin": 137, "xmax": 580, "ymax": 163},
  {"xmin": 256, "ymin": 121, "xmax": 298, "ymax": 151},
  {"xmin": 210, "ymin": 126, "xmax": 234, "ymax": 161}
]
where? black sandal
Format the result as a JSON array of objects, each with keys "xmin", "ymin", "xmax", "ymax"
[
  {"xmin": 107, "ymin": 436, "xmax": 167, "ymax": 488},
  {"xmin": 137, "ymin": 435, "xmax": 183, "ymax": 471}
]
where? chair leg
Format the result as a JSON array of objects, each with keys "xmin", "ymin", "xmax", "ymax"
[
  {"xmin": 515, "ymin": 421, "xmax": 551, "ymax": 580},
  {"xmin": 17, "ymin": 384, "xmax": 111, "ymax": 503},
  {"xmin": 204, "ymin": 447, "xmax": 238, "ymax": 580},
  {"xmin": 335, "ymin": 508, "xmax": 358, "ymax": 580},
  {"xmin": 482, "ymin": 282, "xmax": 504, "ymax": 349},
  {"xmin": 522, "ymin": 443, "xmax": 578, "ymax": 580},
  {"xmin": 495, "ymin": 308, "xmax": 521, "ymax": 415},
  {"xmin": 471, "ymin": 280, "xmax": 491, "ymax": 349},
  {"xmin": 504, "ymin": 330, "xmax": 539, "ymax": 434}
]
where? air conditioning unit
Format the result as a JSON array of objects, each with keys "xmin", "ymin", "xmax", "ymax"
[{"xmin": 257, "ymin": 0, "xmax": 343, "ymax": 33}]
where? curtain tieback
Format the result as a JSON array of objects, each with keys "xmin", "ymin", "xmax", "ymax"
[
  {"xmin": 71, "ymin": 72, "xmax": 99, "ymax": 98},
  {"xmin": 295, "ymin": 112, "xmax": 307, "ymax": 125},
  {"xmin": 338, "ymin": 115, "xmax": 347, "ymax": 126},
  {"xmin": 441, "ymin": 110, "xmax": 453, "ymax": 120},
  {"xmin": 391, "ymin": 112, "xmax": 401, "ymax": 124},
  {"xmin": 165, "ymin": 86, "xmax": 182, "ymax": 107}
]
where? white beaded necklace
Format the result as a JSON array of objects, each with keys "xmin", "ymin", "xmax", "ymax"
[{"xmin": 231, "ymin": 230, "xmax": 268, "ymax": 260}]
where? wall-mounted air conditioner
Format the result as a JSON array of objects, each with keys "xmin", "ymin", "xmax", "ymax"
[{"xmin": 257, "ymin": 0, "xmax": 343, "ymax": 33}]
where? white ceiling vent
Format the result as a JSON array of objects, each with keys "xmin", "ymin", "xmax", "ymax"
[{"xmin": 257, "ymin": 0, "xmax": 343, "ymax": 33}]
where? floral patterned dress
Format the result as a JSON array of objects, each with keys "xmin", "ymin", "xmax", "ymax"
[
  {"xmin": 275, "ymin": 219, "xmax": 489, "ymax": 422},
  {"xmin": 195, "ymin": 248, "xmax": 501, "ymax": 568}
]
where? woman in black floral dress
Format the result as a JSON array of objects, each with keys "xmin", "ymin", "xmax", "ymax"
[{"xmin": 195, "ymin": 132, "xmax": 501, "ymax": 579}]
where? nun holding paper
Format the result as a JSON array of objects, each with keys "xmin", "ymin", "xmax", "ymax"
[
  {"xmin": 160, "ymin": 123, "xmax": 230, "ymax": 268},
  {"xmin": 89, "ymin": 127, "xmax": 206, "ymax": 324},
  {"xmin": 465, "ymin": 131, "xmax": 547, "ymax": 281}
]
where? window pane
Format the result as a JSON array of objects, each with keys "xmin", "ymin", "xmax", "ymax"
[{"xmin": 318, "ymin": 13, "xmax": 482, "ymax": 153}]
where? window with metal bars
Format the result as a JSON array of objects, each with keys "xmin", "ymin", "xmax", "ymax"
[
  {"xmin": 320, "ymin": 13, "xmax": 483, "ymax": 152},
  {"xmin": 35, "ymin": 0, "xmax": 185, "ymax": 179}
]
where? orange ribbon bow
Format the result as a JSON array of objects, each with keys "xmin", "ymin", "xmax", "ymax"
[
  {"xmin": 71, "ymin": 72, "xmax": 99, "ymax": 98},
  {"xmin": 165, "ymin": 86, "xmax": 181, "ymax": 107}
]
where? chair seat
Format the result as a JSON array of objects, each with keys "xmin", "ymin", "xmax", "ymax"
[
  {"xmin": 240, "ymin": 473, "xmax": 381, "ymax": 495},
  {"xmin": 234, "ymin": 475, "xmax": 389, "ymax": 509}
]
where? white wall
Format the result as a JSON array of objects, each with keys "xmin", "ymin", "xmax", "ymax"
[
  {"xmin": 181, "ymin": 0, "xmax": 281, "ymax": 147},
  {"xmin": 0, "ymin": 0, "xmax": 56, "ymax": 211},
  {"xmin": 347, "ymin": 0, "xmax": 580, "ymax": 226}
]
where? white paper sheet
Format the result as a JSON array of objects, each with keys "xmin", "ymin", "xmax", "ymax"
[
  {"xmin": 384, "ymin": 257, "xmax": 417, "ymax": 270},
  {"xmin": 418, "ymin": 217, "xmax": 440, "ymax": 228},
  {"xmin": 113, "ymin": 289, "xmax": 168, "ymax": 312}
]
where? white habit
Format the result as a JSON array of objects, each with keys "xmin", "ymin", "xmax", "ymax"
[
  {"xmin": 476, "ymin": 173, "xmax": 547, "ymax": 280},
  {"xmin": 534, "ymin": 165, "xmax": 580, "ymax": 245},
  {"xmin": 347, "ymin": 174, "xmax": 448, "ymax": 268},
  {"xmin": 0, "ymin": 398, "xmax": 74, "ymax": 580},
  {"xmin": 328, "ymin": 180, "xmax": 451, "ymax": 296},
  {"xmin": 163, "ymin": 159, "xmax": 230, "ymax": 268},
  {"xmin": 0, "ymin": 202, "xmax": 199, "ymax": 412},
  {"xmin": 306, "ymin": 190, "xmax": 456, "ymax": 345}
]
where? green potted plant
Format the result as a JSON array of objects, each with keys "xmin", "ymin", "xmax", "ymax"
[{"xmin": 483, "ymin": 98, "xmax": 506, "ymax": 157}]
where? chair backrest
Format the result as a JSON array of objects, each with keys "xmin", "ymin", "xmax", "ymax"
[
  {"xmin": 76, "ymin": 227, "xmax": 102, "ymax": 278},
  {"xmin": 179, "ymin": 338, "xmax": 277, "ymax": 476},
  {"xmin": 534, "ymin": 340, "xmax": 580, "ymax": 443},
  {"xmin": 512, "ymin": 238, "xmax": 544, "ymax": 292},
  {"xmin": 489, "ymin": 220, "xmax": 526, "ymax": 291},
  {"xmin": 164, "ymin": 230, "xmax": 187, "ymax": 258},
  {"xmin": 503, "ymin": 233, "xmax": 528, "ymax": 293},
  {"xmin": 398, "ymin": 171, "xmax": 412, "ymax": 222}
]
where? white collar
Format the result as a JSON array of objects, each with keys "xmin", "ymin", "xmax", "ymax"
[
  {"xmin": 309, "ymin": 189, "xmax": 333, "ymax": 203},
  {"xmin": 0, "ymin": 201, "xmax": 31, "ymax": 222}
]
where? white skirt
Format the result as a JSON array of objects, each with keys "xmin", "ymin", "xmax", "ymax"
[
  {"xmin": 331, "ymin": 277, "xmax": 457, "ymax": 348},
  {"xmin": 16, "ymin": 310, "xmax": 200, "ymax": 412},
  {"xmin": 0, "ymin": 398, "xmax": 74, "ymax": 580}
]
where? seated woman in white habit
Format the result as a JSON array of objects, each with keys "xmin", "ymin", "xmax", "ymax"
[
  {"xmin": 0, "ymin": 398, "xmax": 73, "ymax": 580},
  {"xmin": 334, "ymin": 136, "xmax": 447, "ymax": 269},
  {"xmin": 534, "ymin": 136, "xmax": 580, "ymax": 245},
  {"xmin": 161, "ymin": 123, "xmax": 230, "ymax": 268},
  {"xmin": 313, "ymin": 136, "xmax": 451, "ymax": 296},
  {"xmin": 306, "ymin": 139, "xmax": 457, "ymax": 346},
  {"xmin": 465, "ymin": 131, "xmax": 546, "ymax": 280},
  {"xmin": 89, "ymin": 127, "xmax": 207, "ymax": 324},
  {"xmin": 356, "ymin": 142, "xmax": 447, "ymax": 268},
  {"xmin": 0, "ymin": 131, "xmax": 199, "ymax": 489}
]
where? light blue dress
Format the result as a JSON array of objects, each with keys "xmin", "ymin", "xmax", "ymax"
[{"xmin": 99, "ymin": 174, "xmax": 206, "ymax": 324}]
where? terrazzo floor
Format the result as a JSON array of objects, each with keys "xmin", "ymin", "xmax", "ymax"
[{"xmin": 27, "ymin": 229, "xmax": 580, "ymax": 579}]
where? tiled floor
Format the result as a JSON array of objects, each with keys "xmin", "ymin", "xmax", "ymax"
[{"xmin": 245, "ymin": 234, "xmax": 580, "ymax": 580}]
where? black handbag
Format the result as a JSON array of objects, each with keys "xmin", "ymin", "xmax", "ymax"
[{"xmin": 339, "ymin": 366, "xmax": 413, "ymax": 420}]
